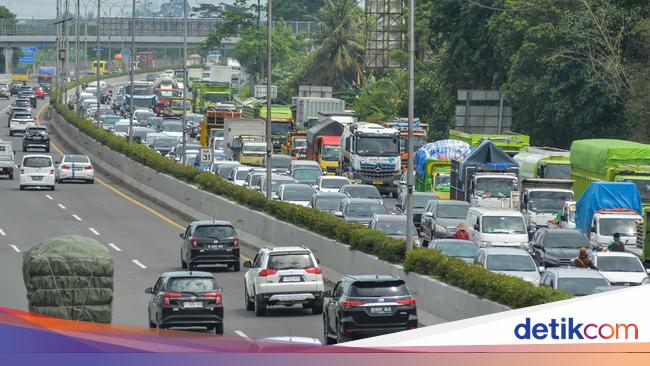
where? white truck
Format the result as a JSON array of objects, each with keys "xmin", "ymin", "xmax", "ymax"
[
  {"xmin": 520, "ymin": 178, "xmax": 574, "ymax": 229},
  {"xmin": 223, "ymin": 118, "xmax": 266, "ymax": 160},
  {"xmin": 0, "ymin": 140, "xmax": 15, "ymax": 179},
  {"xmin": 338, "ymin": 122, "xmax": 401, "ymax": 196},
  {"xmin": 205, "ymin": 65, "xmax": 233, "ymax": 85}
]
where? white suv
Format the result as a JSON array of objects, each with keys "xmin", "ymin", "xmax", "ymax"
[
  {"xmin": 20, "ymin": 154, "xmax": 56, "ymax": 191},
  {"xmin": 243, "ymin": 246, "xmax": 324, "ymax": 316}
]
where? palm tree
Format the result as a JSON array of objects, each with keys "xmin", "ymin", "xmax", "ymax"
[{"xmin": 306, "ymin": 0, "xmax": 365, "ymax": 90}]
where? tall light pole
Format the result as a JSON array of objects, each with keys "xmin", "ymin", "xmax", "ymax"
[
  {"xmin": 75, "ymin": 0, "xmax": 80, "ymax": 113},
  {"xmin": 405, "ymin": 0, "xmax": 415, "ymax": 250},
  {"xmin": 55, "ymin": 0, "xmax": 60, "ymax": 104},
  {"xmin": 127, "ymin": 0, "xmax": 135, "ymax": 143},
  {"xmin": 264, "ymin": 0, "xmax": 272, "ymax": 200},
  {"xmin": 64, "ymin": 0, "xmax": 70, "ymax": 106},
  {"xmin": 181, "ymin": 0, "xmax": 188, "ymax": 164},
  {"xmin": 95, "ymin": 0, "xmax": 100, "ymax": 122}
]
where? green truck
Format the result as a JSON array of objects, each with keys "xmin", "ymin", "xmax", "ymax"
[
  {"xmin": 192, "ymin": 82, "xmax": 232, "ymax": 113},
  {"xmin": 513, "ymin": 147, "xmax": 571, "ymax": 180},
  {"xmin": 241, "ymin": 99, "xmax": 294, "ymax": 152},
  {"xmin": 570, "ymin": 139, "xmax": 650, "ymax": 261},
  {"xmin": 449, "ymin": 129, "xmax": 530, "ymax": 156}
]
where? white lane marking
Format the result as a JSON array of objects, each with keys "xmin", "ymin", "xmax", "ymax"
[
  {"xmin": 108, "ymin": 243, "xmax": 122, "ymax": 252},
  {"xmin": 45, "ymin": 194, "xmax": 53, "ymax": 200},
  {"xmin": 57, "ymin": 203, "xmax": 67, "ymax": 210},
  {"xmin": 0, "ymin": 229, "xmax": 5, "ymax": 236},
  {"xmin": 131, "ymin": 259, "xmax": 147, "ymax": 269},
  {"xmin": 72, "ymin": 214, "xmax": 83, "ymax": 221},
  {"xmin": 9, "ymin": 244, "xmax": 21, "ymax": 253},
  {"xmin": 234, "ymin": 330, "xmax": 249, "ymax": 339},
  {"xmin": 89, "ymin": 227, "xmax": 100, "ymax": 236}
]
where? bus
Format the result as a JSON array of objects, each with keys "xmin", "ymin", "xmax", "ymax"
[{"xmin": 91, "ymin": 61, "xmax": 108, "ymax": 75}]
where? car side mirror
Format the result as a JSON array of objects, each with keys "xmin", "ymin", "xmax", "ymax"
[
  {"xmin": 538, "ymin": 266, "xmax": 546, "ymax": 273},
  {"xmin": 55, "ymin": 161, "xmax": 60, "ymax": 165},
  {"xmin": 334, "ymin": 211, "xmax": 344, "ymax": 218},
  {"xmin": 474, "ymin": 224, "xmax": 480, "ymax": 231},
  {"xmin": 179, "ymin": 233, "xmax": 184, "ymax": 239},
  {"xmin": 243, "ymin": 261, "xmax": 253, "ymax": 268},
  {"xmin": 646, "ymin": 269, "xmax": 650, "ymax": 275},
  {"xmin": 323, "ymin": 290, "xmax": 332, "ymax": 298},
  {"xmin": 144, "ymin": 287, "xmax": 154, "ymax": 294},
  {"xmin": 590, "ymin": 227, "xmax": 596, "ymax": 233},
  {"xmin": 425, "ymin": 212, "xmax": 433, "ymax": 218}
]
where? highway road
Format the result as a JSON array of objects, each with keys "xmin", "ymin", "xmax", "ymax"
[{"xmin": 0, "ymin": 94, "xmax": 325, "ymax": 340}]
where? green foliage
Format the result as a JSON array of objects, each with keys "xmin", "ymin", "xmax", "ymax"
[
  {"xmin": 345, "ymin": 73, "xmax": 405, "ymax": 123},
  {"xmin": 195, "ymin": 0, "xmax": 258, "ymax": 55}
]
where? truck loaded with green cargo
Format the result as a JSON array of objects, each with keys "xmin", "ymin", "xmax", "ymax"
[
  {"xmin": 570, "ymin": 139, "xmax": 650, "ymax": 261},
  {"xmin": 192, "ymin": 82, "xmax": 232, "ymax": 113},
  {"xmin": 242, "ymin": 99, "xmax": 293, "ymax": 152},
  {"xmin": 449, "ymin": 129, "xmax": 530, "ymax": 156}
]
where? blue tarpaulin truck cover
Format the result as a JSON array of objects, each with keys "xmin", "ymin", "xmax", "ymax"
[{"xmin": 575, "ymin": 182, "xmax": 642, "ymax": 234}]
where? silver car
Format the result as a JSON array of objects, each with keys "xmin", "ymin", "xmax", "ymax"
[{"xmin": 55, "ymin": 154, "xmax": 95, "ymax": 183}]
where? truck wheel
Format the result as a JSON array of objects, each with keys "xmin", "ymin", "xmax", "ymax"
[
  {"xmin": 8, "ymin": 172, "xmax": 13, "ymax": 180},
  {"xmin": 232, "ymin": 261, "xmax": 240, "ymax": 272}
]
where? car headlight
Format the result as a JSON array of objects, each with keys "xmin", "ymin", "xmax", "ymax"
[
  {"xmin": 480, "ymin": 241, "xmax": 492, "ymax": 247},
  {"xmin": 519, "ymin": 242, "xmax": 530, "ymax": 250},
  {"xmin": 435, "ymin": 224, "xmax": 446, "ymax": 233},
  {"xmin": 642, "ymin": 277, "xmax": 650, "ymax": 285}
]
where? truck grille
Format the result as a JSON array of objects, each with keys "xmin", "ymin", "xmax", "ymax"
[
  {"xmin": 557, "ymin": 258, "xmax": 573, "ymax": 266},
  {"xmin": 359, "ymin": 165, "xmax": 397, "ymax": 180}
]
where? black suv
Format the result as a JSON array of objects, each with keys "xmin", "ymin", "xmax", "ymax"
[
  {"xmin": 323, "ymin": 275, "xmax": 418, "ymax": 344},
  {"xmin": 145, "ymin": 271, "xmax": 224, "ymax": 334},
  {"xmin": 529, "ymin": 228, "xmax": 592, "ymax": 267},
  {"xmin": 180, "ymin": 220, "xmax": 241, "ymax": 271},
  {"xmin": 9, "ymin": 83, "xmax": 22, "ymax": 96},
  {"xmin": 392, "ymin": 192, "xmax": 438, "ymax": 230},
  {"xmin": 23, "ymin": 126, "xmax": 50, "ymax": 152}
]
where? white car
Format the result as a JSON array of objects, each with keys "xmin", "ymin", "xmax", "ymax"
[
  {"xmin": 243, "ymin": 246, "xmax": 325, "ymax": 316},
  {"xmin": 9, "ymin": 112, "xmax": 35, "ymax": 136},
  {"xmin": 228, "ymin": 166, "xmax": 263, "ymax": 186},
  {"xmin": 591, "ymin": 252, "xmax": 650, "ymax": 286},
  {"xmin": 19, "ymin": 154, "xmax": 56, "ymax": 191},
  {"xmin": 316, "ymin": 175, "xmax": 350, "ymax": 193},
  {"xmin": 475, "ymin": 247, "xmax": 542, "ymax": 285},
  {"xmin": 113, "ymin": 119, "xmax": 131, "ymax": 137},
  {"xmin": 55, "ymin": 154, "xmax": 94, "ymax": 183},
  {"xmin": 277, "ymin": 183, "xmax": 317, "ymax": 207}
]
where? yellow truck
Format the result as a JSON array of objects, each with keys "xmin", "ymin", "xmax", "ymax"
[{"xmin": 238, "ymin": 137, "xmax": 266, "ymax": 166}]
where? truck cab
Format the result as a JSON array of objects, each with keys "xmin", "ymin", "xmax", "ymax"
[
  {"xmin": 589, "ymin": 209, "xmax": 643, "ymax": 249},
  {"xmin": 238, "ymin": 138, "xmax": 266, "ymax": 166},
  {"xmin": 469, "ymin": 172, "xmax": 519, "ymax": 208},
  {"xmin": 522, "ymin": 188, "xmax": 574, "ymax": 228}
]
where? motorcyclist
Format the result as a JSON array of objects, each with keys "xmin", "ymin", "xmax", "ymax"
[
  {"xmin": 573, "ymin": 247, "xmax": 598, "ymax": 270},
  {"xmin": 607, "ymin": 232, "xmax": 625, "ymax": 252}
]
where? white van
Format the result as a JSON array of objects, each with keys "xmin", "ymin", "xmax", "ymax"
[{"xmin": 466, "ymin": 207, "xmax": 529, "ymax": 249}]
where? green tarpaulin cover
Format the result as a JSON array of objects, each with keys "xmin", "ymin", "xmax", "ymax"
[
  {"xmin": 570, "ymin": 139, "xmax": 650, "ymax": 173},
  {"xmin": 22, "ymin": 235, "xmax": 114, "ymax": 323}
]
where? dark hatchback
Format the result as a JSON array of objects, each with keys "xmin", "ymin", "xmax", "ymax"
[
  {"xmin": 393, "ymin": 192, "xmax": 438, "ymax": 229},
  {"xmin": 530, "ymin": 228, "xmax": 592, "ymax": 267},
  {"xmin": 146, "ymin": 271, "xmax": 224, "ymax": 334},
  {"xmin": 23, "ymin": 126, "xmax": 50, "ymax": 152},
  {"xmin": 323, "ymin": 275, "xmax": 418, "ymax": 344},
  {"xmin": 180, "ymin": 220, "xmax": 241, "ymax": 271}
]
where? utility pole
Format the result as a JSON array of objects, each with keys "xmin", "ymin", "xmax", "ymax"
[
  {"xmin": 95, "ymin": 0, "xmax": 100, "ymax": 122},
  {"xmin": 75, "ymin": 0, "xmax": 80, "ymax": 113},
  {"xmin": 405, "ymin": 0, "xmax": 415, "ymax": 250},
  {"xmin": 128, "ymin": 0, "xmax": 135, "ymax": 143},
  {"xmin": 64, "ymin": 0, "xmax": 69, "ymax": 105},
  {"xmin": 181, "ymin": 0, "xmax": 188, "ymax": 164},
  {"xmin": 55, "ymin": 0, "xmax": 60, "ymax": 104},
  {"xmin": 265, "ymin": 0, "xmax": 272, "ymax": 200}
]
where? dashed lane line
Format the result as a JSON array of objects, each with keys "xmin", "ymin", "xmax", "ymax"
[
  {"xmin": 0, "ymin": 229, "xmax": 5, "ymax": 236},
  {"xmin": 131, "ymin": 259, "xmax": 147, "ymax": 269},
  {"xmin": 72, "ymin": 214, "xmax": 83, "ymax": 221},
  {"xmin": 45, "ymin": 194, "xmax": 54, "ymax": 200},
  {"xmin": 108, "ymin": 243, "xmax": 122, "ymax": 252},
  {"xmin": 89, "ymin": 227, "xmax": 100, "ymax": 236},
  {"xmin": 57, "ymin": 203, "xmax": 67, "ymax": 210},
  {"xmin": 234, "ymin": 330, "xmax": 250, "ymax": 339},
  {"xmin": 9, "ymin": 244, "xmax": 21, "ymax": 253}
]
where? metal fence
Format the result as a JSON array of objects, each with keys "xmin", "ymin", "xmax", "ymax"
[{"xmin": 0, "ymin": 18, "xmax": 320, "ymax": 38}]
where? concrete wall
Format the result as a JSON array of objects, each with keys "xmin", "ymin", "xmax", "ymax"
[{"xmin": 46, "ymin": 98, "xmax": 509, "ymax": 325}]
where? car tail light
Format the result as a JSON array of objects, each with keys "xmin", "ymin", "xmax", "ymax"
[
  {"xmin": 203, "ymin": 291, "xmax": 222, "ymax": 305},
  {"xmin": 396, "ymin": 298, "xmax": 416, "ymax": 306},
  {"xmin": 258, "ymin": 269, "xmax": 278, "ymax": 277},
  {"xmin": 61, "ymin": 164, "xmax": 71, "ymax": 170},
  {"xmin": 305, "ymin": 267, "xmax": 321, "ymax": 274},
  {"xmin": 233, "ymin": 236, "xmax": 239, "ymax": 247},
  {"xmin": 84, "ymin": 165, "xmax": 93, "ymax": 170},
  {"xmin": 162, "ymin": 292, "xmax": 182, "ymax": 305},
  {"xmin": 191, "ymin": 237, "xmax": 198, "ymax": 247},
  {"xmin": 342, "ymin": 300, "xmax": 365, "ymax": 309},
  {"xmin": 49, "ymin": 170, "xmax": 55, "ymax": 175}
]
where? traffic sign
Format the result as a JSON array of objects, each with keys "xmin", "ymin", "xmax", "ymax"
[
  {"xmin": 22, "ymin": 47, "xmax": 37, "ymax": 54},
  {"xmin": 92, "ymin": 48, "xmax": 104, "ymax": 51},
  {"xmin": 18, "ymin": 55, "xmax": 35, "ymax": 64},
  {"xmin": 121, "ymin": 49, "xmax": 130, "ymax": 56},
  {"xmin": 42, "ymin": 43, "xmax": 48, "ymax": 49},
  {"xmin": 199, "ymin": 148, "xmax": 213, "ymax": 165}
]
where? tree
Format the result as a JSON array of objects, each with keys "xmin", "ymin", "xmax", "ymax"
[
  {"xmin": 195, "ymin": 1, "xmax": 258, "ymax": 55},
  {"xmin": 0, "ymin": 6, "xmax": 16, "ymax": 72}
]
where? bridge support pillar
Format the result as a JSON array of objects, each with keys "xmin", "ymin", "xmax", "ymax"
[{"xmin": 3, "ymin": 47, "xmax": 12, "ymax": 74}]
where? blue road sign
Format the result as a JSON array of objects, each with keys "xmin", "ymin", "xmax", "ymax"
[
  {"xmin": 92, "ymin": 48, "xmax": 104, "ymax": 51},
  {"xmin": 121, "ymin": 49, "xmax": 130, "ymax": 56},
  {"xmin": 22, "ymin": 47, "xmax": 37, "ymax": 54},
  {"xmin": 19, "ymin": 55, "xmax": 35, "ymax": 64},
  {"xmin": 42, "ymin": 43, "xmax": 48, "ymax": 49}
]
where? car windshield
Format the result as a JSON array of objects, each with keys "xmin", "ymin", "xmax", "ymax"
[
  {"xmin": 271, "ymin": 156, "xmax": 291, "ymax": 169},
  {"xmin": 14, "ymin": 113, "xmax": 32, "ymax": 119},
  {"xmin": 623, "ymin": 179, "xmax": 650, "ymax": 202},
  {"xmin": 235, "ymin": 170, "xmax": 250, "ymax": 180},
  {"xmin": 131, "ymin": 98, "xmax": 155, "ymax": 108},
  {"xmin": 218, "ymin": 165, "xmax": 239, "ymax": 178},
  {"xmin": 435, "ymin": 242, "xmax": 478, "ymax": 258},
  {"xmin": 597, "ymin": 256, "xmax": 644, "ymax": 272},
  {"xmin": 267, "ymin": 253, "xmax": 314, "ymax": 270},
  {"xmin": 282, "ymin": 186, "xmax": 316, "ymax": 201},
  {"xmin": 436, "ymin": 204, "xmax": 469, "ymax": 219},
  {"xmin": 23, "ymin": 156, "xmax": 52, "ymax": 168},
  {"xmin": 162, "ymin": 123, "xmax": 182, "ymax": 133},
  {"xmin": 346, "ymin": 203, "xmax": 387, "ymax": 217},
  {"xmin": 528, "ymin": 191, "xmax": 574, "ymax": 214},
  {"xmin": 475, "ymin": 177, "xmax": 517, "ymax": 198},
  {"xmin": 213, "ymin": 140, "xmax": 225, "ymax": 150},
  {"xmin": 194, "ymin": 225, "xmax": 236, "ymax": 239},
  {"xmin": 101, "ymin": 116, "xmax": 119, "ymax": 125},
  {"xmin": 171, "ymin": 100, "xmax": 191, "ymax": 110},
  {"xmin": 321, "ymin": 178, "xmax": 348, "ymax": 189},
  {"xmin": 127, "ymin": 84, "xmax": 154, "ymax": 95},
  {"xmin": 114, "ymin": 124, "xmax": 129, "ymax": 133},
  {"xmin": 414, "ymin": 195, "xmax": 436, "ymax": 208},
  {"xmin": 63, "ymin": 155, "xmax": 90, "ymax": 164},
  {"xmin": 486, "ymin": 254, "xmax": 536, "ymax": 271},
  {"xmin": 251, "ymin": 174, "xmax": 264, "ymax": 187},
  {"xmin": 244, "ymin": 144, "xmax": 266, "ymax": 154},
  {"xmin": 541, "ymin": 231, "xmax": 589, "ymax": 248},
  {"xmin": 558, "ymin": 277, "xmax": 609, "ymax": 296},
  {"xmin": 271, "ymin": 122, "xmax": 291, "ymax": 135},
  {"xmin": 344, "ymin": 186, "xmax": 381, "ymax": 199},
  {"xmin": 27, "ymin": 127, "xmax": 47, "ymax": 134},
  {"xmin": 293, "ymin": 139, "xmax": 307, "ymax": 149},
  {"xmin": 543, "ymin": 163, "xmax": 571, "ymax": 180},
  {"xmin": 166, "ymin": 277, "xmax": 216, "ymax": 293},
  {"xmin": 153, "ymin": 138, "xmax": 177, "ymax": 148},
  {"xmin": 321, "ymin": 145, "xmax": 339, "ymax": 161},
  {"xmin": 435, "ymin": 173, "xmax": 450, "ymax": 188},
  {"xmin": 293, "ymin": 169, "xmax": 321, "ymax": 181},
  {"xmin": 350, "ymin": 281, "xmax": 409, "ymax": 297},
  {"xmin": 355, "ymin": 136, "xmax": 399, "ymax": 156},
  {"xmin": 315, "ymin": 197, "xmax": 343, "ymax": 211},
  {"xmin": 599, "ymin": 218, "xmax": 638, "ymax": 237},
  {"xmin": 376, "ymin": 221, "xmax": 416, "ymax": 236},
  {"xmin": 482, "ymin": 216, "xmax": 526, "ymax": 234}
]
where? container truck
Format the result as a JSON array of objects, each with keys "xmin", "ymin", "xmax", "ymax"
[
  {"xmin": 280, "ymin": 131, "xmax": 307, "ymax": 160},
  {"xmin": 514, "ymin": 147, "xmax": 571, "ymax": 180},
  {"xmin": 449, "ymin": 129, "xmax": 530, "ymax": 156},
  {"xmin": 199, "ymin": 105, "xmax": 240, "ymax": 147},
  {"xmin": 307, "ymin": 119, "xmax": 345, "ymax": 174},
  {"xmin": 450, "ymin": 140, "xmax": 520, "ymax": 208},
  {"xmin": 339, "ymin": 122, "xmax": 401, "ymax": 196},
  {"xmin": 293, "ymin": 97, "xmax": 345, "ymax": 128},
  {"xmin": 415, "ymin": 139, "xmax": 472, "ymax": 200},
  {"xmin": 223, "ymin": 118, "xmax": 266, "ymax": 160}
]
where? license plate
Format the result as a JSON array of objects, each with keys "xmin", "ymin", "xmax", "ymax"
[
  {"xmin": 370, "ymin": 306, "xmax": 392, "ymax": 315},
  {"xmin": 208, "ymin": 244, "xmax": 223, "ymax": 250},
  {"xmin": 32, "ymin": 176, "xmax": 43, "ymax": 181},
  {"xmin": 372, "ymin": 180, "xmax": 384, "ymax": 185},
  {"xmin": 73, "ymin": 167, "xmax": 83, "ymax": 171},
  {"xmin": 281, "ymin": 276, "xmax": 302, "ymax": 283},
  {"xmin": 182, "ymin": 301, "xmax": 203, "ymax": 309}
]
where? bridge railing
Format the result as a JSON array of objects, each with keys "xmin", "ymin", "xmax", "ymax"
[{"xmin": 0, "ymin": 18, "xmax": 321, "ymax": 38}]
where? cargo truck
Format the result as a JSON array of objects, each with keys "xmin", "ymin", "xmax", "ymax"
[
  {"xmin": 242, "ymin": 99, "xmax": 293, "ymax": 152},
  {"xmin": 450, "ymin": 140, "xmax": 520, "ymax": 208},
  {"xmin": 239, "ymin": 138, "xmax": 266, "ymax": 166},
  {"xmin": 37, "ymin": 66, "xmax": 56, "ymax": 84},
  {"xmin": 307, "ymin": 119, "xmax": 345, "ymax": 175},
  {"xmin": 204, "ymin": 65, "xmax": 233, "ymax": 84},
  {"xmin": 415, "ymin": 139, "xmax": 472, "ymax": 200},
  {"xmin": 193, "ymin": 82, "xmax": 232, "ymax": 113},
  {"xmin": 385, "ymin": 118, "xmax": 429, "ymax": 172},
  {"xmin": 280, "ymin": 131, "xmax": 307, "ymax": 160},
  {"xmin": 449, "ymin": 130, "xmax": 530, "ymax": 156},
  {"xmin": 514, "ymin": 147, "xmax": 571, "ymax": 180},
  {"xmin": 223, "ymin": 118, "xmax": 266, "ymax": 160},
  {"xmin": 293, "ymin": 97, "xmax": 345, "ymax": 129},
  {"xmin": 520, "ymin": 178, "xmax": 574, "ymax": 231},
  {"xmin": 199, "ymin": 105, "xmax": 240, "ymax": 147},
  {"xmin": 339, "ymin": 122, "xmax": 401, "ymax": 196}
]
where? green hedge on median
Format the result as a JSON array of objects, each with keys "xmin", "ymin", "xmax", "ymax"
[{"xmin": 51, "ymin": 80, "xmax": 571, "ymax": 309}]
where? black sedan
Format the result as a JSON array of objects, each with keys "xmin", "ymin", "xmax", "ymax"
[
  {"xmin": 529, "ymin": 228, "xmax": 592, "ymax": 267},
  {"xmin": 180, "ymin": 220, "xmax": 241, "ymax": 272}
]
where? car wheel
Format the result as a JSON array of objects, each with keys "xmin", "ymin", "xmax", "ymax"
[
  {"xmin": 50, "ymin": 185, "xmax": 55, "ymax": 191},
  {"xmin": 22, "ymin": 146, "xmax": 26, "ymax": 152},
  {"xmin": 181, "ymin": 254, "xmax": 187, "ymax": 269},
  {"xmin": 336, "ymin": 324, "xmax": 348, "ymax": 344},
  {"xmin": 324, "ymin": 315, "xmax": 336, "ymax": 345},
  {"xmin": 214, "ymin": 323, "xmax": 224, "ymax": 335},
  {"xmin": 244, "ymin": 283, "xmax": 254, "ymax": 311},
  {"xmin": 19, "ymin": 185, "xmax": 24, "ymax": 191},
  {"xmin": 233, "ymin": 261, "xmax": 240, "ymax": 272},
  {"xmin": 312, "ymin": 300, "xmax": 324, "ymax": 315},
  {"xmin": 88, "ymin": 179, "xmax": 95, "ymax": 184},
  {"xmin": 8, "ymin": 131, "xmax": 12, "ymax": 136},
  {"xmin": 254, "ymin": 294, "xmax": 266, "ymax": 316},
  {"xmin": 45, "ymin": 147, "xmax": 50, "ymax": 153},
  {"xmin": 148, "ymin": 310, "xmax": 156, "ymax": 328},
  {"xmin": 8, "ymin": 173, "xmax": 13, "ymax": 180}
]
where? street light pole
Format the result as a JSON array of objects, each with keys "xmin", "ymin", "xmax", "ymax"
[
  {"xmin": 95, "ymin": 0, "xmax": 100, "ymax": 122},
  {"xmin": 181, "ymin": 0, "xmax": 188, "ymax": 165},
  {"xmin": 405, "ymin": 0, "xmax": 415, "ymax": 250},
  {"xmin": 75, "ymin": 0, "xmax": 80, "ymax": 113},
  {"xmin": 64, "ymin": 0, "xmax": 70, "ymax": 106},
  {"xmin": 265, "ymin": 0, "xmax": 272, "ymax": 200},
  {"xmin": 128, "ymin": 0, "xmax": 135, "ymax": 143}
]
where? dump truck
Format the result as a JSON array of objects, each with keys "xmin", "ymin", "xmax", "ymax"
[
  {"xmin": 280, "ymin": 131, "xmax": 308, "ymax": 160},
  {"xmin": 450, "ymin": 140, "xmax": 520, "ymax": 208},
  {"xmin": 385, "ymin": 118, "xmax": 429, "ymax": 172},
  {"xmin": 449, "ymin": 129, "xmax": 530, "ymax": 157},
  {"xmin": 415, "ymin": 139, "xmax": 472, "ymax": 200},
  {"xmin": 193, "ymin": 82, "xmax": 232, "ymax": 113},
  {"xmin": 514, "ymin": 147, "xmax": 571, "ymax": 180},
  {"xmin": 307, "ymin": 118, "xmax": 345, "ymax": 174},
  {"xmin": 199, "ymin": 105, "xmax": 241, "ymax": 147},
  {"xmin": 242, "ymin": 99, "xmax": 293, "ymax": 152}
]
